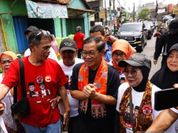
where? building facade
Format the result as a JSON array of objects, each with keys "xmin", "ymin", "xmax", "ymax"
[{"xmin": 0, "ymin": 0, "xmax": 92, "ymax": 53}]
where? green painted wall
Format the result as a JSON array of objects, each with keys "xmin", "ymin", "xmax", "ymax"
[
  {"xmin": 0, "ymin": 1, "xmax": 11, "ymax": 14},
  {"xmin": 61, "ymin": 19, "xmax": 67, "ymax": 37},
  {"xmin": 83, "ymin": 13, "xmax": 90, "ymax": 38},
  {"xmin": 0, "ymin": 1, "xmax": 18, "ymax": 52},
  {"xmin": 54, "ymin": 18, "xmax": 62, "ymax": 37},
  {"xmin": 0, "ymin": 0, "xmax": 63, "ymax": 53},
  {"xmin": 11, "ymin": 0, "xmax": 27, "ymax": 16},
  {"xmin": 0, "ymin": 0, "xmax": 90, "ymax": 52}
]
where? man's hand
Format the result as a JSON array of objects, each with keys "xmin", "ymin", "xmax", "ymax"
[
  {"xmin": 104, "ymin": 35, "xmax": 117, "ymax": 43},
  {"xmin": 49, "ymin": 96, "xmax": 62, "ymax": 109},
  {"xmin": 154, "ymin": 32, "xmax": 161, "ymax": 38},
  {"xmin": 83, "ymin": 84, "xmax": 96, "ymax": 98},
  {"xmin": 83, "ymin": 84, "xmax": 116, "ymax": 105},
  {"xmin": 173, "ymin": 83, "xmax": 178, "ymax": 88},
  {"xmin": 63, "ymin": 111, "xmax": 69, "ymax": 126},
  {"xmin": 59, "ymin": 86, "xmax": 70, "ymax": 123},
  {"xmin": 0, "ymin": 102, "xmax": 5, "ymax": 115},
  {"xmin": 153, "ymin": 59, "xmax": 158, "ymax": 65}
]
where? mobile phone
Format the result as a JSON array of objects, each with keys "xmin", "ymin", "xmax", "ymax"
[{"xmin": 154, "ymin": 88, "xmax": 178, "ymax": 111}]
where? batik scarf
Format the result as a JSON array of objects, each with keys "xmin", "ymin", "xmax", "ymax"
[
  {"xmin": 119, "ymin": 81, "xmax": 153, "ymax": 132},
  {"xmin": 78, "ymin": 59, "xmax": 108, "ymax": 118}
]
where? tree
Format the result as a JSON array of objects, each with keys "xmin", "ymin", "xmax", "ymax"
[{"xmin": 138, "ymin": 8, "xmax": 150, "ymax": 20}]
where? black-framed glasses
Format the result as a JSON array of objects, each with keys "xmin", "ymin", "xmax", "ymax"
[
  {"xmin": 81, "ymin": 50, "xmax": 98, "ymax": 57},
  {"xmin": 124, "ymin": 68, "xmax": 139, "ymax": 77},
  {"xmin": 113, "ymin": 51, "xmax": 125, "ymax": 57}
]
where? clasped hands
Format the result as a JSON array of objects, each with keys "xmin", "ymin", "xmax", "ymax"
[{"xmin": 83, "ymin": 83, "xmax": 97, "ymax": 98}]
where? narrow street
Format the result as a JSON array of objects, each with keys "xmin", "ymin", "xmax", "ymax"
[
  {"xmin": 1, "ymin": 0, "xmax": 178, "ymax": 132},
  {"xmin": 142, "ymin": 35, "xmax": 162, "ymax": 79}
]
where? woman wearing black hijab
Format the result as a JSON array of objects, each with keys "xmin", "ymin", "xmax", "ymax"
[
  {"xmin": 151, "ymin": 43, "xmax": 178, "ymax": 89},
  {"xmin": 148, "ymin": 43, "xmax": 178, "ymax": 133},
  {"xmin": 116, "ymin": 53, "xmax": 162, "ymax": 133}
]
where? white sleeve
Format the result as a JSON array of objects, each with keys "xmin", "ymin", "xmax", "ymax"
[
  {"xmin": 170, "ymin": 108, "xmax": 178, "ymax": 114},
  {"xmin": 0, "ymin": 117, "xmax": 8, "ymax": 133},
  {"xmin": 48, "ymin": 48, "xmax": 58, "ymax": 62},
  {"xmin": 116, "ymin": 82, "xmax": 129, "ymax": 112},
  {"xmin": 24, "ymin": 48, "xmax": 31, "ymax": 57},
  {"xmin": 152, "ymin": 85, "xmax": 161, "ymax": 119}
]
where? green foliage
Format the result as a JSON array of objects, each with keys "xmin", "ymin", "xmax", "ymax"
[
  {"xmin": 55, "ymin": 34, "xmax": 74, "ymax": 47},
  {"xmin": 138, "ymin": 8, "xmax": 150, "ymax": 20},
  {"xmin": 67, "ymin": 34, "xmax": 74, "ymax": 39}
]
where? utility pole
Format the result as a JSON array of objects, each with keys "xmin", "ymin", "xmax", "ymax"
[
  {"xmin": 109, "ymin": 0, "xmax": 112, "ymax": 26},
  {"xmin": 113, "ymin": 0, "xmax": 115, "ymax": 10},
  {"xmin": 133, "ymin": 2, "xmax": 135, "ymax": 21},
  {"xmin": 155, "ymin": 0, "xmax": 158, "ymax": 17},
  {"xmin": 116, "ymin": 0, "xmax": 122, "ymax": 21},
  {"xmin": 105, "ymin": 0, "xmax": 107, "ymax": 25}
]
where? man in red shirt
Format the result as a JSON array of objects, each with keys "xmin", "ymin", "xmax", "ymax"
[
  {"xmin": 0, "ymin": 29, "xmax": 70, "ymax": 133},
  {"xmin": 73, "ymin": 26, "xmax": 85, "ymax": 58}
]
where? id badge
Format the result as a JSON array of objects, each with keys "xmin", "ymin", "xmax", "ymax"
[{"xmin": 126, "ymin": 128, "xmax": 133, "ymax": 133}]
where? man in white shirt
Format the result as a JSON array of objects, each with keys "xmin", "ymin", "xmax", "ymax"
[{"xmin": 58, "ymin": 38, "xmax": 83, "ymax": 133}]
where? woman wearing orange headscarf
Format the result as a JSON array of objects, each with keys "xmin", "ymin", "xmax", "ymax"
[
  {"xmin": 109, "ymin": 39, "xmax": 136, "ymax": 83},
  {"xmin": 0, "ymin": 51, "xmax": 17, "ymax": 132}
]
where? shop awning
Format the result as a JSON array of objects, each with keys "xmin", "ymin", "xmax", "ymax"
[
  {"xmin": 31, "ymin": 0, "xmax": 71, "ymax": 5},
  {"xmin": 25, "ymin": 0, "xmax": 68, "ymax": 18},
  {"xmin": 67, "ymin": 7, "xmax": 95, "ymax": 18}
]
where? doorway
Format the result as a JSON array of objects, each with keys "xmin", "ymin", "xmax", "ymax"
[{"xmin": 13, "ymin": 16, "xmax": 55, "ymax": 53}]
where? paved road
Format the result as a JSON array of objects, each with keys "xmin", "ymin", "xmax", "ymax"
[{"xmin": 142, "ymin": 36, "xmax": 162, "ymax": 79}]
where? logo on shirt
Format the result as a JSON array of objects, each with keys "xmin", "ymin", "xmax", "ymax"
[
  {"xmin": 36, "ymin": 76, "xmax": 43, "ymax": 84},
  {"xmin": 45, "ymin": 75, "xmax": 51, "ymax": 82},
  {"xmin": 142, "ymin": 105, "xmax": 152, "ymax": 115}
]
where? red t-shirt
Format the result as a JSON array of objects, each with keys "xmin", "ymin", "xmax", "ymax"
[
  {"xmin": 2, "ymin": 57, "xmax": 67, "ymax": 127},
  {"xmin": 73, "ymin": 32, "xmax": 85, "ymax": 49}
]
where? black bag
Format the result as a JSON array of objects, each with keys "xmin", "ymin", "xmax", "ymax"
[
  {"xmin": 11, "ymin": 97, "xmax": 30, "ymax": 118},
  {"xmin": 11, "ymin": 59, "xmax": 30, "ymax": 118}
]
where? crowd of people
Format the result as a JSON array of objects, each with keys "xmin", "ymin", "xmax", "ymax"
[{"xmin": 0, "ymin": 19, "xmax": 177, "ymax": 133}]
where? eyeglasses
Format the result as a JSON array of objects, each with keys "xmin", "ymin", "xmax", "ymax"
[
  {"xmin": 81, "ymin": 50, "xmax": 98, "ymax": 57},
  {"xmin": 124, "ymin": 68, "xmax": 139, "ymax": 77},
  {"xmin": 1, "ymin": 59, "xmax": 12, "ymax": 64},
  {"xmin": 113, "ymin": 51, "xmax": 125, "ymax": 57}
]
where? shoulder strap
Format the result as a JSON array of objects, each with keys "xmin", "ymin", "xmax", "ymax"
[
  {"xmin": 18, "ymin": 59, "xmax": 26, "ymax": 98},
  {"xmin": 13, "ymin": 59, "xmax": 26, "ymax": 104},
  {"xmin": 13, "ymin": 86, "xmax": 17, "ymax": 103}
]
